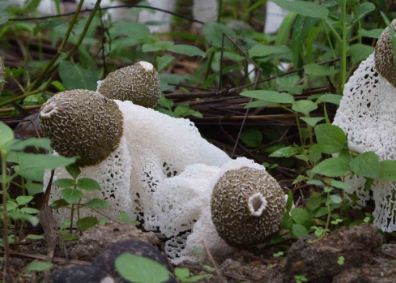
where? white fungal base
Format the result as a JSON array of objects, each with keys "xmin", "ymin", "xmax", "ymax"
[
  {"xmin": 334, "ymin": 52, "xmax": 396, "ymax": 232},
  {"xmin": 248, "ymin": 193, "xmax": 268, "ymax": 217}
]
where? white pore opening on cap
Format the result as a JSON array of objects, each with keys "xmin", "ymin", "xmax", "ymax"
[
  {"xmin": 248, "ymin": 193, "xmax": 268, "ymax": 217},
  {"xmin": 39, "ymin": 101, "xmax": 58, "ymax": 118},
  {"xmin": 138, "ymin": 61, "xmax": 154, "ymax": 72}
]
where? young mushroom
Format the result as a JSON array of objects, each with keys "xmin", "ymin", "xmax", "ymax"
[
  {"xmin": 97, "ymin": 61, "xmax": 161, "ymax": 108},
  {"xmin": 333, "ymin": 18, "xmax": 396, "ymax": 232},
  {"xmin": 211, "ymin": 167, "xmax": 286, "ymax": 247}
]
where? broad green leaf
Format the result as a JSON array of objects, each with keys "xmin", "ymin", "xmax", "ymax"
[
  {"xmin": 115, "ymin": 253, "xmax": 170, "ymax": 283},
  {"xmin": 61, "ymin": 188, "xmax": 82, "ymax": 204},
  {"xmin": 77, "ymin": 178, "xmax": 101, "ymax": 191},
  {"xmin": 292, "ymin": 100, "xmax": 317, "ymax": 115},
  {"xmin": 26, "ymin": 182, "xmax": 43, "ymax": 195},
  {"xmin": 270, "ymin": 146, "xmax": 300, "ymax": 158},
  {"xmin": 350, "ymin": 151, "xmax": 380, "ymax": 179},
  {"xmin": 202, "ymin": 22, "xmax": 236, "ymax": 48},
  {"xmin": 76, "ymin": 216, "xmax": 98, "ymax": 231},
  {"xmin": 54, "ymin": 178, "xmax": 75, "ymax": 188},
  {"xmin": 248, "ymin": 44, "xmax": 290, "ymax": 58},
  {"xmin": 304, "ymin": 63, "xmax": 336, "ymax": 77},
  {"xmin": 330, "ymin": 194, "xmax": 342, "ymax": 204},
  {"xmin": 66, "ymin": 164, "xmax": 81, "ymax": 179},
  {"xmin": 315, "ymin": 124, "xmax": 347, "ymax": 154},
  {"xmin": 241, "ymin": 90, "xmax": 294, "ymax": 104},
  {"xmin": 379, "ymin": 160, "xmax": 396, "ymax": 181},
  {"xmin": 109, "ymin": 21, "xmax": 150, "ymax": 42},
  {"xmin": 291, "ymin": 224, "xmax": 309, "ymax": 238},
  {"xmin": 272, "ymin": 0, "xmax": 329, "ymax": 19},
  {"xmin": 300, "ymin": 117, "xmax": 324, "ymax": 127},
  {"xmin": 167, "ymin": 44, "xmax": 205, "ymax": 57},
  {"xmin": 143, "ymin": 41, "xmax": 174, "ymax": 52},
  {"xmin": 290, "ymin": 208, "xmax": 310, "ymax": 225},
  {"xmin": 330, "ymin": 180, "xmax": 351, "ymax": 190},
  {"xmin": 11, "ymin": 138, "xmax": 51, "ymax": 151},
  {"xmin": 353, "ymin": 2, "xmax": 376, "ymax": 23},
  {"xmin": 157, "ymin": 55, "xmax": 174, "ymax": 72},
  {"xmin": 312, "ymin": 157, "xmax": 350, "ymax": 177},
  {"xmin": 349, "ymin": 44, "xmax": 374, "ymax": 65},
  {"xmin": 241, "ymin": 129, "xmax": 262, "ymax": 148},
  {"xmin": 59, "ymin": 61, "xmax": 100, "ymax": 90},
  {"xmin": 316, "ymin": 94, "xmax": 341, "ymax": 105},
  {"xmin": 16, "ymin": 196, "xmax": 33, "ymax": 206},
  {"xmin": 26, "ymin": 260, "xmax": 53, "ymax": 273},
  {"xmin": 359, "ymin": 28, "xmax": 383, "ymax": 39},
  {"xmin": 86, "ymin": 198, "xmax": 109, "ymax": 209},
  {"xmin": 8, "ymin": 152, "xmax": 75, "ymax": 170},
  {"xmin": 0, "ymin": 121, "xmax": 14, "ymax": 149}
]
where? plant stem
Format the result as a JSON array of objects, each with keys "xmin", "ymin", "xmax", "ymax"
[
  {"xmin": 340, "ymin": 0, "xmax": 348, "ymax": 92},
  {"xmin": 1, "ymin": 153, "xmax": 9, "ymax": 279},
  {"xmin": 27, "ymin": 0, "xmax": 86, "ymax": 93}
]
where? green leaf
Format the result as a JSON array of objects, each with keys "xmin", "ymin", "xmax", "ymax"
[
  {"xmin": 109, "ymin": 21, "xmax": 150, "ymax": 42},
  {"xmin": 66, "ymin": 164, "xmax": 81, "ymax": 179},
  {"xmin": 315, "ymin": 124, "xmax": 347, "ymax": 154},
  {"xmin": 61, "ymin": 188, "xmax": 82, "ymax": 204},
  {"xmin": 241, "ymin": 90, "xmax": 294, "ymax": 104},
  {"xmin": 240, "ymin": 129, "xmax": 262, "ymax": 148},
  {"xmin": 142, "ymin": 41, "xmax": 174, "ymax": 52},
  {"xmin": 269, "ymin": 146, "xmax": 300, "ymax": 158},
  {"xmin": 248, "ymin": 44, "xmax": 290, "ymax": 58},
  {"xmin": 349, "ymin": 44, "xmax": 374, "ymax": 65},
  {"xmin": 312, "ymin": 157, "xmax": 350, "ymax": 177},
  {"xmin": 330, "ymin": 180, "xmax": 351, "ymax": 190},
  {"xmin": 290, "ymin": 208, "xmax": 310, "ymax": 225},
  {"xmin": 379, "ymin": 160, "xmax": 396, "ymax": 181},
  {"xmin": 54, "ymin": 178, "xmax": 75, "ymax": 188},
  {"xmin": 300, "ymin": 117, "xmax": 324, "ymax": 127},
  {"xmin": 291, "ymin": 224, "xmax": 309, "ymax": 238},
  {"xmin": 330, "ymin": 194, "xmax": 342, "ymax": 204},
  {"xmin": 272, "ymin": 0, "xmax": 329, "ymax": 19},
  {"xmin": 350, "ymin": 151, "xmax": 380, "ymax": 179},
  {"xmin": 16, "ymin": 196, "xmax": 33, "ymax": 206},
  {"xmin": 59, "ymin": 61, "xmax": 100, "ymax": 90},
  {"xmin": 202, "ymin": 22, "xmax": 236, "ymax": 48},
  {"xmin": 157, "ymin": 55, "xmax": 174, "ymax": 72},
  {"xmin": 316, "ymin": 94, "xmax": 342, "ymax": 105},
  {"xmin": 76, "ymin": 216, "xmax": 98, "ymax": 231},
  {"xmin": 0, "ymin": 121, "xmax": 14, "ymax": 149},
  {"xmin": 167, "ymin": 44, "xmax": 205, "ymax": 57},
  {"xmin": 11, "ymin": 138, "xmax": 51, "ymax": 151},
  {"xmin": 353, "ymin": 2, "xmax": 376, "ymax": 23},
  {"xmin": 115, "ymin": 253, "xmax": 170, "ymax": 283},
  {"xmin": 292, "ymin": 100, "xmax": 317, "ymax": 115},
  {"xmin": 86, "ymin": 198, "xmax": 109, "ymax": 209},
  {"xmin": 359, "ymin": 28, "xmax": 383, "ymax": 39},
  {"xmin": 26, "ymin": 181, "xmax": 43, "ymax": 195},
  {"xmin": 26, "ymin": 260, "xmax": 53, "ymax": 273},
  {"xmin": 77, "ymin": 178, "xmax": 101, "ymax": 191},
  {"xmin": 304, "ymin": 63, "xmax": 337, "ymax": 77}
]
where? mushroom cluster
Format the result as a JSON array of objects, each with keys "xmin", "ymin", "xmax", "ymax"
[
  {"xmin": 40, "ymin": 61, "xmax": 286, "ymax": 263},
  {"xmin": 333, "ymin": 19, "xmax": 396, "ymax": 232}
]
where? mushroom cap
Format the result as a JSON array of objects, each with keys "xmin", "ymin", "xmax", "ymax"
[
  {"xmin": 211, "ymin": 167, "xmax": 285, "ymax": 247},
  {"xmin": 0, "ymin": 57, "xmax": 4, "ymax": 93},
  {"xmin": 375, "ymin": 18, "xmax": 396, "ymax": 87},
  {"xmin": 97, "ymin": 61, "xmax": 161, "ymax": 108},
  {"xmin": 39, "ymin": 89, "xmax": 123, "ymax": 167}
]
